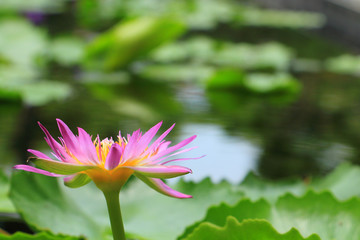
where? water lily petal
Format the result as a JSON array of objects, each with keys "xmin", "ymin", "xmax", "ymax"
[
  {"xmin": 122, "ymin": 129, "xmax": 141, "ymax": 161},
  {"xmin": 152, "ymin": 146, "xmax": 197, "ymax": 164},
  {"xmin": 56, "ymin": 119, "xmax": 84, "ymax": 161},
  {"xmin": 78, "ymin": 127, "xmax": 99, "ymax": 164},
  {"xmin": 146, "ymin": 135, "xmax": 197, "ymax": 163},
  {"xmin": 27, "ymin": 149, "xmax": 53, "ymax": 161},
  {"xmin": 105, "ymin": 144, "xmax": 122, "ymax": 170},
  {"xmin": 31, "ymin": 158, "xmax": 96, "ymax": 175},
  {"xmin": 64, "ymin": 173, "xmax": 92, "ymax": 188},
  {"xmin": 161, "ymin": 155, "xmax": 205, "ymax": 165},
  {"xmin": 143, "ymin": 123, "xmax": 175, "ymax": 156},
  {"xmin": 134, "ymin": 173, "xmax": 192, "ymax": 198},
  {"xmin": 13, "ymin": 165, "xmax": 64, "ymax": 177},
  {"xmin": 124, "ymin": 165, "xmax": 191, "ymax": 178},
  {"xmin": 38, "ymin": 122, "xmax": 68, "ymax": 162},
  {"xmin": 135, "ymin": 121, "xmax": 162, "ymax": 155}
]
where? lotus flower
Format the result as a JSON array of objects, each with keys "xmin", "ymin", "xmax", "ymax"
[{"xmin": 14, "ymin": 119, "xmax": 198, "ymax": 198}]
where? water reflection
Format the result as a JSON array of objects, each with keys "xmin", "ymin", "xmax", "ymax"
[
  {"xmin": 2, "ymin": 69, "xmax": 360, "ymax": 182},
  {"xmin": 176, "ymin": 123, "xmax": 260, "ymax": 184}
]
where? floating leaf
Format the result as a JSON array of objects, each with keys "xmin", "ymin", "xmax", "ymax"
[
  {"xmin": 205, "ymin": 68, "xmax": 245, "ymax": 89},
  {"xmin": 0, "ymin": 0, "xmax": 66, "ymax": 12},
  {"xmin": 0, "ymin": 18, "xmax": 47, "ymax": 67},
  {"xmin": 150, "ymin": 37, "xmax": 216, "ymax": 63},
  {"xmin": 213, "ymin": 42, "xmax": 293, "ymax": 71},
  {"xmin": 0, "ymin": 171, "xmax": 15, "ymax": 213},
  {"xmin": 239, "ymin": 163, "xmax": 360, "ymax": 203},
  {"xmin": 325, "ymin": 54, "xmax": 360, "ymax": 75},
  {"xmin": 18, "ymin": 81, "xmax": 71, "ymax": 106},
  {"xmin": 243, "ymin": 73, "xmax": 301, "ymax": 94},
  {"xmin": 180, "ymin": 191, "xmax": 360, "ymax": 240},
  {"xmin": 10, "ymin": 172, "xmax": 243, "ymax": 240},
  {"xmin": 85, "ymin": 17, "xmax": 185, "ymax": 71},
  {"xmin": 0, "ymin": 231, "xmax": 81, "ymax": 240},
  {"xmin": 49, "ymin": 37, "xmax": 85, "ymax": 66},
  {"xmin": 182, "ymin": 217, "xmax": 320, "ymax": 240},
  {"xmin": 141, "ymin": 64, "xmax": 214, "ymax": 82},
  {"xmin": 9, "ymin": 172, "xmax": 104, "ymax": 240},
  {"xmin": 238, "ymin": 7, "xmax": 326, "ymax": 28}
]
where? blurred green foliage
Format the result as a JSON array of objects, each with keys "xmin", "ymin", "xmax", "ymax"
[{"xmin": 5, "ymin": 163, "xmax": 360, "ymax": 239}]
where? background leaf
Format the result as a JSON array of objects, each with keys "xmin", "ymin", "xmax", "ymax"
[
  {"xmin": 180, "ymin": 191, "xmax": 360, "ymax": 240},
  {"xmin": 0, "ymin": 232, "xmax": 81, "ymax": 240},
  {"xmin": 9, "ymin": 172, "xmax": 104, "ymax": 240},
  {"xmin": 10, "ymin": 172, "xmax": 243, "ymax": 240},
  {"xmin": 0, "ymin": 171, "xmax": 15, "ymax": 213},
  {"xmin": 182, "ymin": 217, "xmax": 320, "ymax": 240}
]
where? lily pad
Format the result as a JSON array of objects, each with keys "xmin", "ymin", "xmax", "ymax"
[
  {"xmin": 85, "ymin": 17, "xmax": 185, "ymax": 71},
  {"xmin": 239, "ymin": 162, "xmax": 360, "ymax": 203},
  {"xmin": 141, "ymin": 64, "xmax": 214, "ymax": 82},
  {"xmin": 0, "ymin": 171, "xmax": 15, "ymax": 213},
  {"xmin": 49, "ymin": 37, "xmax": 85, "ymax": 66},
  {"xmin": 238, "ymin": 7, "xmax": 326, "ymax": 28},
  {"xmin": 325, "ymin": 54, "xmax": 360, "ymax": 75},
  {"xmin": 182, "ymin": 217, "xmax": 320, "ymax": 240},
  {"xmin": 10, "ymin": 172, "xmax": 243, "ymax": 240},
  {"xmin": 213, "ymin": 42, "xmax": 293, "ymax": 71},
  {"xmin": 205, "ymin": 68, "xmax": 245, "ymax": 89},
  {"xmin": 243, "ymin": 73, "xmax": 301, "ymax": 94},
  {"xmin": 0, "ymin": 232, "xmax": 81, "ymax": 240},
  {"xmin": 9, "ymin": 172, "xmax": 104, "ymax": 240},
  {"xmin": 0, "ymin": 18, "xmax": 47, "ymax": 67},
  {"xmin": 180, "ymin": 191, "xmax": 360, "ymax": 240}
]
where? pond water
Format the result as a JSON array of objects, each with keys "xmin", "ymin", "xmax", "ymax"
[{"xmin": 2, "ymin": 54, "xmax": 360, "ymax": 183}]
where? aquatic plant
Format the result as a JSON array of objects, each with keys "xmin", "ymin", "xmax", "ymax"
[{"xmin": 14, "ymin": 119, "xmax": 199, "ymax": 240}]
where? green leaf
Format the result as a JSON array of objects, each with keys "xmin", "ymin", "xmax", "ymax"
[
  {"xmin": 0, "ymin": 231, "xmax": 81, "ymax": 240},
  {"xmin": 205, "ymin": 69, "xmax": 245, "ymax": 90},
  {"xmin": 18, "ymin": 81, "xmax": 72, "ymax": 106},
  {"xmin": 181, "ymin": 191, "xmax": 360, "ymax": 240},
  {"xmin": 243, "ymin": 73, "xmax": 302, "ymax": 94},
  {"xmin": 238, "ymin": 163, "xmax": 360, "ymax": 203},
  {"xmin": 0, "ymin": 0, "xmax": 66, "ymax": 12},
  {"xmin": 0, "ymin": 18, "xmax": 47, "ymax": 67},
  {"xmin": 49, "ymin": 37, "xmax": 85, "ymax": 66},
  {"xmin": 140, "ymin": 64, "xmax": 214, "ymax": 82},
  {"xmin": 325, "ymin": 54, "xmax": 360, "ymax": 75},
  {"xmin": 238, "ymin": 7, "xmax": 326, "ymax": 28},
  {"xmin": 213, "ymin": 42, "xmax": 293, "ymax": 71},
  {"xmin": 10, "ymin": 172, "xmax": 243, "ymax": 240},
  {"xmin": 310, "ymin": 162, "xmax": 360, "ymax": 200},
  {"xmin": 0, "ymin": 171, "xmax": 15, "ymax": 213},
  {"xmin": 85, "ymin": 17, "xmax": 186, "ymax": 71},
  {"xmin": 183, "ymin": 217, "xmax": 320, "ymax": 240},
  {"xmin": 9, "ymin": 172, "xmax": 104, "ymax": 240}
]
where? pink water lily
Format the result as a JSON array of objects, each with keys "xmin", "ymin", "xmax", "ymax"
[{"xmin": 14, "ymin": 119, "xmax": 199, "ymax": 198}]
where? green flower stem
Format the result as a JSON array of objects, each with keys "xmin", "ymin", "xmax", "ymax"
[{"xmin": 103, "ymin": 190, "xmax": 126, "ymax": 240}]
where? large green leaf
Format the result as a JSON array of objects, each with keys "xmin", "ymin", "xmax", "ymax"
[
  {"xmin": 325, "ymin": 54, "xmax": 360, "ymax": 75},
  {"xmin": 49, "ymin": 37, "xmax": 85, "ymax": 66},
  {"xmin": 0, "ymin": 171, "xmax": 15, "ymax": 213},
  {"xmin": 85, "ymin": 17, "xmax": 185, "ymax": 71},
  {"xmin": 10, "ymin": 172, "xmax": 243, "ymax": 240},
  {"xmin": 239, "ymin": 163, "xmax": 360, "ymax": 203},
  {"xmin": 0, "ymin": 18, "xmax": 47, "ymax": 67},
  {"xmin": 0, "ymin": 232, "xmax": 81, "ymax": 240},
  {"xmin": 10, "ymin": 163, "xmax": 360, "ymax": 240},
  {"xmin": 9, "ymin": 172, "xmax": 104, "ymax": 240},
  {"xmin": 180, "ymin": 191, "xmax": 360, "ymax": 240},
  {"xmin": 183, "ymin": 217, "xmax": 320, "ymax": 240}
]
